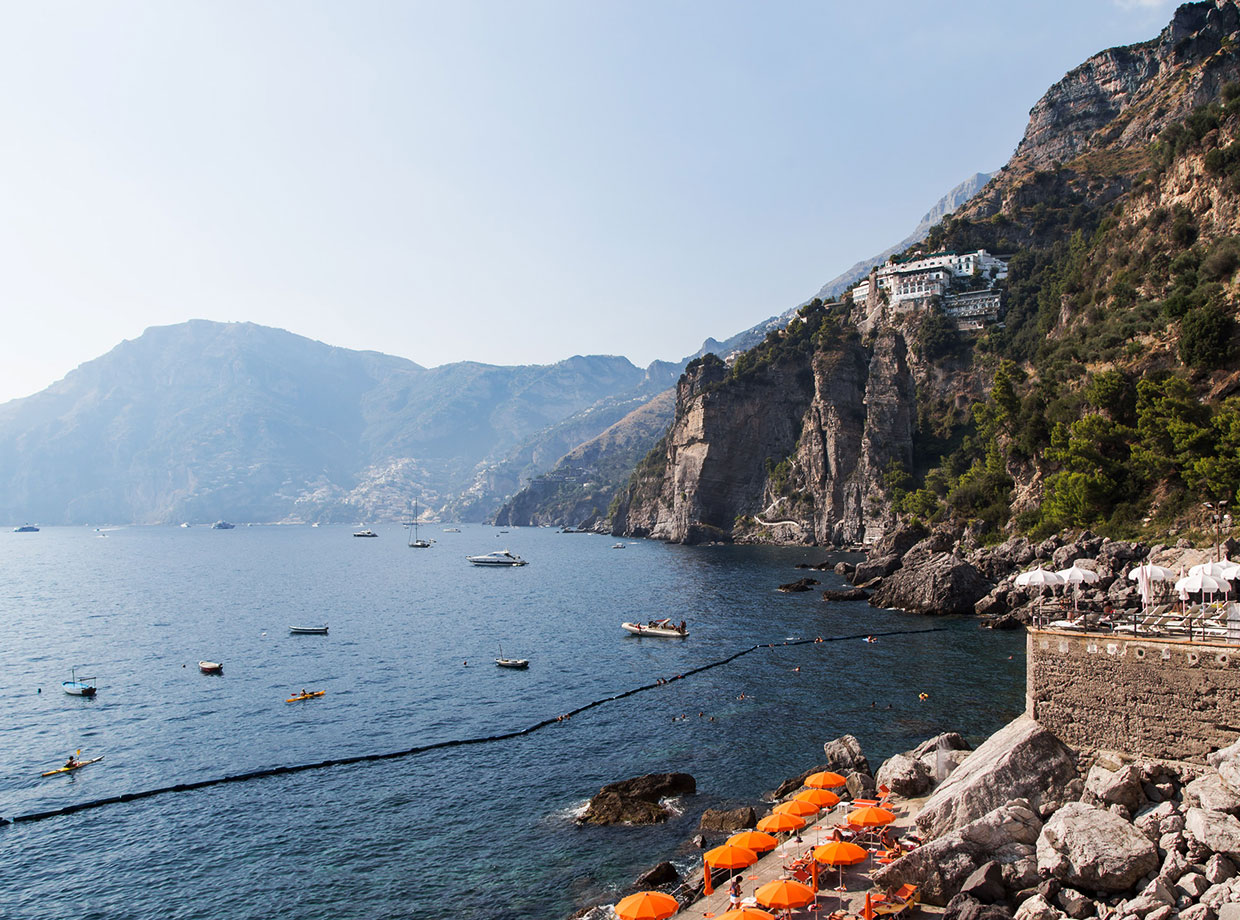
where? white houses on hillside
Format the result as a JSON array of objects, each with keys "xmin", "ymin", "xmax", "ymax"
[{"xmin": 850, "ymin": 249, "xmax": 1008, "ymax": 328}]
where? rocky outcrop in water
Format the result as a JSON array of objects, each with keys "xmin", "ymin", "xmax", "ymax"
[{"xmin": 577, "ymin": 772, "xmax": 696, "ymax": 826}]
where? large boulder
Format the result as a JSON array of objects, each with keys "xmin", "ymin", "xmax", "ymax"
[
  {"xmin": 635, "ymin": 861, "xmax": 680, "ymax": 887},
  {"xmin": 778, "ymin": 577, "xmax": 818, "ymax": 592},
  {"xmin": 823, "ymin": 734, "xmax": 871, "ymax": 776},
  {"xmin": 917, "ymin": 717, "xmax": 1078, "ymax": 839},
  {"xmin": 1036, "ymin": 802, "xmax": 1159, "ymax": 893},
  {"xmin": 944, "ymin": 894, "xmax": 1016, "ymax": 920},
  {"xmin": 846, "ymin": 771, "xmax": 877, "ymax": 800},
  {"xmin": 698, "ymin": 806, "xmax": 755, "ymax": 833},
  {"xmin": 958, "ymin": 860, "xmax": 1007, "ymax": 904},
  {"xmin": 872, "ymin": 801, "xmax": 1042, "ymax": 906},
  {"xmin": 853, "ymin": 553, "xmax": 902, "ymax": 584},
  {"xmin": 1184, "ymin": 773, "xmax": 1240, "ymax": 815},
  {"xmin": 914, "ymin": 733, "xmax": 973, "ymax": 784},
  {"xmin": 577, "ymin": 773, "xmax": 695, "ymax": 825},
  {"xmin": 870, "ymin": 552, "xmax": 992, "ymax": 616},
  {"xmin": 876, "ymin": 753, "xmax": 933, "ymax": 798},
  {"xmin": 871, "ymin": 522, "xmax": 929, "ymax": 559},
  {"xmin": 1083, "ymin": 764, "xmax": 1145, "ymax": 813},
  {"xmin": 822, "ymin": 587, "xmax": 869, "ymax": 602},
  {"xmin": 1185, "ymin": 806, "xmax": 1240, "ymax": 861}
]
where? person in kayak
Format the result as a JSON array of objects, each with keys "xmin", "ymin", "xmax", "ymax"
[{"xmin": 65, "ymin": 754, "xmax": 79, "ymax": 769}]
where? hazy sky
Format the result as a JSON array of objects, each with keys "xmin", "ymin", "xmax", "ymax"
[{"xmin": 0, "ymin": 0, "xmax": 1182, "ymax": 403}]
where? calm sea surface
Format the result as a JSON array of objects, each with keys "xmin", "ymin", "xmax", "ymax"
[{"xmin": 0, "ymin": 525, "xmax": 1026, "ymax": 919}]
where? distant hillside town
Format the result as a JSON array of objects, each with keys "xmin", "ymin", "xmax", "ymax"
[{"xmin": 849, "ymin": 248, "xmax": 1009, "ymax": 330}]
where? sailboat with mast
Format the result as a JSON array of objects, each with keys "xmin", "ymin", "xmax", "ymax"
[{"xmin": 407, "ymin": 498, "xmax": 433, "ymax": 548}]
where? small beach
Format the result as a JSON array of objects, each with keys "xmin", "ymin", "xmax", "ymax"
[{"xmin": 678, "ymin": 790, "xmax": 937, "ymax": 919}]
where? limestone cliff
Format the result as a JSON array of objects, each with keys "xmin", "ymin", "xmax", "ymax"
[{"xmin": 613, "ymin": 314, "xmax": 916, "ymax": 545}]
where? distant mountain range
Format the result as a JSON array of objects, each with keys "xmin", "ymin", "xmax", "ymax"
[
  {"xmin": 0, "ymin": 176, "xmax": 994, "ymax": 527},
  {"xmin": 0, "ymin": 321, "xmax": 664, "ymax": 524}
]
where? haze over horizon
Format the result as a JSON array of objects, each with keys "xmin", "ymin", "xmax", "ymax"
[{"xmin": 0, "ymin": 0, "xmax": 1181, "ymax": 405}]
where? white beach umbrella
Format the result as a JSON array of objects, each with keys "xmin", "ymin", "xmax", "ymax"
[
  {"xmin": 1056, "ymin": 563, "xmax": 1100, "ymax": 613},
  {"xmin": 1127, "ymin": 564, "xmax": 1176, "ymax": 582},
  {"xmin": 1189, "ymin": 561, "xmax": 1240, "ymax": 579},
  {"xmin": 1015, "ymin": 567, "xmax": 1065, "ymax": 588},
  {"xmin": 1056, "ymin": 564, "xmax": 1100, "ymax": 585},
  {"xmin": 1174, "ymin": 572, "xmax": 1228, "ymax": 595}
]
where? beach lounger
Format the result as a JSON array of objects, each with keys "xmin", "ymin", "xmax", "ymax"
[{"xmin": 873, "ymin": 884, "xmax": 920, "ymax": 918}]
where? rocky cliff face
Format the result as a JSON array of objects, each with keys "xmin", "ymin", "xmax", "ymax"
[
  {"xmin": 1010, "ymin": 2, "xmax": 1240, "ymax": 172},
  {"xmin": 615, "ymin": 1, "xmax": 1240, "ymax": 547},
  {"xmin": 614, "ymin": 322, "xmax": 916, "ymax": 545}
]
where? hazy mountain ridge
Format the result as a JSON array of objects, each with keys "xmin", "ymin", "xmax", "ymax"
[
  {"xmin": 0, "ymin": 321, "xmax": 656, "ymax": 524},
  {"xmin": 810, "ymin": 171, "xmax": 995, "ymax": 302}
]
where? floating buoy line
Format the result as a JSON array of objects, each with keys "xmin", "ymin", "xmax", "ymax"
[{"xmin": 4, "ymin": 626, "xmax": 947, "ymax": 826}]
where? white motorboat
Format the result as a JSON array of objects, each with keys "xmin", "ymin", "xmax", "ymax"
[
  {"xmin": 353, "ymin": 529, "xmax": 378, "ymax": 538},
  {"xmin": 466, "ymin": 550, "xmax": 528, "ymax": 567},
  {"xmin": 612, "ymin": 543, "xmax": 626, "ymax": 549},
  {"xmin": 289, "ymin": 625, "xmax": 329, "ymax": 635},
  {"xmin": 622, "ymin": 618, "xmax": 687, "ymax": 638},
  {"xmin": 199, "ymin": 660, "xmax": 223, "ymax": 674}
]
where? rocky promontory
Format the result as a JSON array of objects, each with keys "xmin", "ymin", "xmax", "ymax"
[{"xmin": 838, "ymin": 521, "xmax": 1238, "ymax": 622}]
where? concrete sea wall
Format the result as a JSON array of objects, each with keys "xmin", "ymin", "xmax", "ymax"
[{"xmin": 1027, "ymin": 629, "xmax": 1240, "ymax": 763}]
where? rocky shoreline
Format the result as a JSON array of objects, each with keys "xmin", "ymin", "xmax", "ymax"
[
  {"xmin": 577, "ymin": 715, "xmax": 1240, "ymax": 920},
  {"xmin": 827, "ymin": 522, "xmax": 1238, "ymax": 626}
]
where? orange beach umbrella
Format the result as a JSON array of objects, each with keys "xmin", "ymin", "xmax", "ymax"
[
  {"xmin": 805, "ymin": 770, "xmax": 847, "ymax": 789},
  {"xmin": 773, "ymin": 799, "xmax": 819, "ymax": 818},
  {"xmin": 756, "ymin": 812, "xmax": 806, "ymax": 834},
  {"xmin": 813, "ymin": 840, "xmax": 868, "ymax": 898},
  {"xmin": 704, "ymin": 843, "xmax": 759, "ymax": 870},
  {"xmin": 846, "ymin": 805, "xmax": 895, "ymax": 827},
  {"xmin": 718, "ymin": 909, "xmax": 778, "ymax": 920},
  {"xmin": 614, "ymin": 891, "xmax": 678, "ymax": 920},
  {"xmin": 812, "ymin": 840, "xmax": 868, "ymax": 866},
  {"xmin": 702, "ymin": 842, "xmax": 758, "ymax": 896},
  {"xmin": 794, "ymin": 788, "xmax": 840, "ymax": 809},
  {"xmin": 755, "ymin": 878, "xmax": 816, "ymax": 911},
  {"xmin": 726, "ymin": 830, "xmax": 778, "ymax": 853}
]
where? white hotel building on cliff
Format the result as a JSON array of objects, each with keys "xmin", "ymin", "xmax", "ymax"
[{"xmin": 850, "ymin": 249, "xmax": 1008, "ymax": 330}]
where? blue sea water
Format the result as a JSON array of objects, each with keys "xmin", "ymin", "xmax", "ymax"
[{"xmin": 0, "ymin": 525, "xmax": 1026, "ymax": 919}]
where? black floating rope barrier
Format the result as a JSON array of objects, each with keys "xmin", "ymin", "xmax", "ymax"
[{"xmin": 4, "ymin": 626, "xmax": 945, "ymax": 827}]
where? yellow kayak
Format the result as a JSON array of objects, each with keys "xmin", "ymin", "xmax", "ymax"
[
  {"xmin": 42, "ymin": 756, "xmax": 103, "ymax": 777},
  {"xmin": 286, "ymin": 690, "xmax": 325, "ymax": 702}
]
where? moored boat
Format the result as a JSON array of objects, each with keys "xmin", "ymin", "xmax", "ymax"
[
  {"xmin": 495, "ymin": 643, "xmax": 529, "ymax": 668},
  {"xmin": 289, "ymin": 625, "xmax": 329, "ymax": 635},
  {"xmin": 62, "ymin": 666, "xmax": 97, "ymax": 696},
  {"xmin": 199, "ymin": 660, "xmax": 223, "ymax": 673},
  {"xmin": 621, "ymin": 618, "xmax": 688, "ymax": 638},
  {"xmin": 466, "ymin": 549, "xmax": 528, "ymax": 566}
]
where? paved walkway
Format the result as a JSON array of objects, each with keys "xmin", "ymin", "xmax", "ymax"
[{"xmin": 674, "ymin": 797, "xmax": 941, "ymax": 919}]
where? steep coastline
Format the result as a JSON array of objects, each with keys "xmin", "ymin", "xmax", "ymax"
[
  {"xmin": 612, "ymin": 311, "xmax": 919, "ymax": 545},
  {"xmin": 612, "ymin": 0, "xmax": 1240, "ymax": 549}
]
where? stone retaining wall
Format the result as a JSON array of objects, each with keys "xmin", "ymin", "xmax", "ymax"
[{"xmin": 1027, "ymin": 629, "xmax": 1240, "ymax": 763}]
